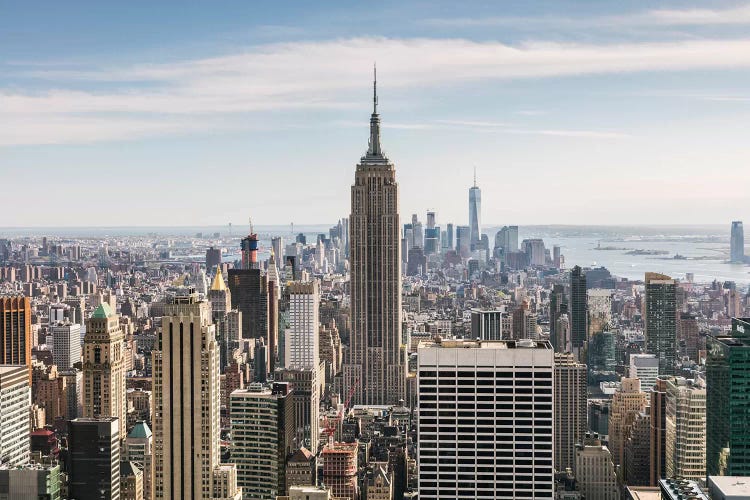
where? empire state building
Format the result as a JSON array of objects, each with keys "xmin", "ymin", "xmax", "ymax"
[{"xmin": 344, "ymin": 71, "xmax": 405, "ymax": 405}]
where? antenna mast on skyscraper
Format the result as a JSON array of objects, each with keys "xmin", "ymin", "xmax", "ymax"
[{"xmin": 473, "ymin": 166, "xmax": 477, "ymax": 187}]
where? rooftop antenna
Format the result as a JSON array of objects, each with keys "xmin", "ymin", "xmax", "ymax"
[
  {"xmin": 373, "ymin": 62, "xmax": 378, "ymax": 114},
  {"xmin": 473, "ymin": 166, "xmax": 477, "ymax": 187},
  {"xmin": 248, "ymin": 217, "xmax": 254, "ymax": 235}
]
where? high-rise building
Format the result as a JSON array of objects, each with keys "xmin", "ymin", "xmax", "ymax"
[
  {"xmin": 0, "ymin": 296, "xmax": 31, "ymax": 382},
  {"xmin": 470, "ymin": 309, "xmax": 506, "ymax": 341},
  {"xmin": 50, "ymin": 313, "xmax": 81, "ymax": 371},
  {"xmin": 575, "ymin": 435, "xmax": 619, "ymax": 500},
  {"xmin": 0, "ymin": 365, "xmax": 30, "ymax": 466},
  {"xmin": 209, "ymin": 267, "xmax": 235, "ymax": 370},
  {"xmin": 83, "ymin": 303, "xmax": 127, "ymax": 440},
  {"xmin": 227, "ymin": 268, "xmax": 268, "ymax": 343},
  {"xmin": 707, "ymin": 317, "xmax": 750, "ymax": 476},
  {"xmin": 230, "ymin": 382, "xmax": 294, "ymax": 499},
  {"xmin": 549, "ymin": 284, "xmax": 568, "ymax": 351},
  {"xmin": 277, "ymin": 367, "xmax": 319, "ymax": 453},
  {"xmin": 417, "ymin": 338, "xmax": 554, "ymax": 499},
  {"xmin": 678, "ymin": 313, "xmax": 701, "ymax": 363},
  {"xmin": 665, "ymin": 377, "xmax": 706, "ymax": 480},
  {"xmin": 554, "ymin": 353, "xmax": 587, "ymax": 474},
  {"xmin": 468, "ymin": 170, "xmax": 482, "ymax": 248},
  {"xmin": 588, "ymin": 330, "xmax": 616, "ymax": 384},
  {"xmin": 455, "ymin": 226, "xmax": 471, "ymax": 258},
  {"xmin": 153, "ymin": 291, "xmax": 241, "ymax": 500},
  {"xmin": 445, "ymin": 223, "xmax": 454, "ymax": 250},
  {"xmin": 570, "ymin": 266, "xmax": 587, "ymax": 353},
  {"xmin": 344, "ymin": 72, "xmax": 405, "ymax": 406},
  {"xmin": 624, "ymin": 410, "xmax": 651, "ymax": 486},
  {"xmin": 206, "ymin": 246, "xmax": 222, "ymax": 271},
  {"xmin": 125, "ymin": 421, "xmax": 153, "ymax": 500},
  {"xmin": 730, "ymin": 221, "xmax": 744, "ymax": 263},
  {"xmin": 495, "ymin": 225, "xmax": 519, "ymax": 253},
  {"xmin": 285, "ymin": 281, "xmax": 319, "ymax": 370},
  {"xmin": 67, "ymin": 417, "xmax": 120, "ymax": 500},
  {"xmin": 645, "ymin": 273, "xmax": 677, "ymax": 376},
  {"xmin": 587, "ymin": 288, "xmax": 611, "ymax": 337},
  {"xmin": 650, "ymin": 377, "xmax": 668, "ymax": 486},
  {"xmin": 629, "ymin": 353, "xmax": 660, "ymax": 391},
  {"xmin": 608, "ymin": 378, "xmax": 648, "ymax": 467}
]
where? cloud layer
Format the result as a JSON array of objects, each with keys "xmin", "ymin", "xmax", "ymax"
[{"xmin": 3, "ymin": 34, "xmax": 750, "ymax": 145}]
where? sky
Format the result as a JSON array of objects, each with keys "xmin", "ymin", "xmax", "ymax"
[{"xmin": 2, "ymin": 0, "xmax": 750, "ymax": 228}]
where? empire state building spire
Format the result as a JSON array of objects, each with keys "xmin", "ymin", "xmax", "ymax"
[{"xmin": 366, "ymin": 64, "xmax": 383, "ymax": 158}]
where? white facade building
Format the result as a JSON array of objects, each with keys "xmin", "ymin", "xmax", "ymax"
[
  {"xmin": 51, "ymin": 322, "xmax": 82, "ymax": 371},
  {"xmin": 417, "ymin": 339, "xmax": 554, "ymax": 499},
  {"xmin": 0, "ymin": 365, "xmax": 30, "ymax": 466},
  {"xmin": 285, "ymin": 281, "xmax": 319, "ymax": 370},
  {"xmin": 629, "ymin": 353, "xmax": 660, "ymax": 391}
]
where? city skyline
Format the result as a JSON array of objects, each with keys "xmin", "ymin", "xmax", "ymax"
[{"xmin": 3, "ymin": 1, "xmax": 750, "ymax": 226}]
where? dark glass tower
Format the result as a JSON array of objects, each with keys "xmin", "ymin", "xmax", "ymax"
[
  {"xmin": 570, "ymin": 266, "xmax": 587, "ymax": 351},
  {"xmin": 644, "ymin": 273, "xmax": 677, "ymax": 376},
  {"xmin": 707, "ymin": 317, "xmax": 750, "ymax": 476}
]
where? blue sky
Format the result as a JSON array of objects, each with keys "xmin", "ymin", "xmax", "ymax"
[{"xmin": 2, "ymin": 0, "xmax": 750, "ymax": 227}]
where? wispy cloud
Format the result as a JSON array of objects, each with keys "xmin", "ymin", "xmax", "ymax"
[
  {"xmin": 3, "ymin": 35, "xmax": 750, "ymax": 145},
  {"xmin": 422, "ymin": 3, "xmax": 750, "ymax": 29}
]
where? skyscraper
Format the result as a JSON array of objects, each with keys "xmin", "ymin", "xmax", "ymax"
[
  {"xmin": 554, "ymin": 353, "xmax": 587, "ymax": 474},
  {"xmin": 645, "ymin": 272, "xmax": 677, "ymax": 376},
  {"xmin": 83, "ymin": 303, "xmax": 127, "ymax": 440},
  {"xmin": 664, "ymin": 377, "xmax": 706, "ymax": 480},
  {"xmin": 468, "ymin": 170, "xmax": 482, "ymax": 248},
  {"xmin": 344, "ymin": 71, "xmax": 405, "ymax": 406},
  {"xmin": 575, "ymin": 436, "xmax": 619, "ymax": 500},
  {"xmin": 570, "ymin": 266, "xmax": 588, "ymax": 354},
  {"xmin": 707, "ymin": 317, "xmax": 750, "ymax": 476},
  {"xmin": 153, "ymin": 291, "xmax": 241, "ymax": 500},
  {"xmin": 229, "ymin": 382, "xmax": 294, "ymax": 499},
  {"xmin": 417, "ymin": 338, "xmax": 555, "ymax": 499},
  {"xmin": 227, "ymin": 268, "xmax": 268, "ymax": 343},
  {"xmin": 68, "ymin": 417, "xmax": 121, "ymax": 500},
  {"xmin": 285, "ymin": 281, "xmax": 319, "ymax": 370},
  {"xmin": 0, "ymin": 295, "xmax": 31, "ymax": 382},
  {"xmin": 608, "ymin": 378, "xmax": 648, "ymax": 467},
  {"xmin": 0, "ymin": 365, "xmax": 30, "ymax": 466},
  {"xmin": 730, "ymin": 220, "xmax": 744, "ymax": 263}
]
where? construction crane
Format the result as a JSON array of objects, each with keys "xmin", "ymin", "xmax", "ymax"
[{"xmin": 323, "ymin": 379, "xmax": 359, "ymax": 448}]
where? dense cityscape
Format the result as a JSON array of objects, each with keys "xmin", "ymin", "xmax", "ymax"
[{"xmin": 0, "ymin": 74, "xmax": 749, "ymax": 499}]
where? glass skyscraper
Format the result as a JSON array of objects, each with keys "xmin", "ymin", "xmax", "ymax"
[
  {"xmin": 730, "ymin": 221, "xmax": 744, "ymax": 263},
  {"xmin": 468, "ymin": 174, "xmax": 482, "ymax": 248},
  {"xmin": 707, "ymin": 317, "xmax": 750, "ymax": 476}
]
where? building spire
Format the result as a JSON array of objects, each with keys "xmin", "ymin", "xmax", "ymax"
[
  {"xmin": 473, "ymin": 166, "xmax": 477, "ymax": 187},
  {"xmin": 373, "ymin": 63, "xmax": 378, "ymax": 114},
  {"xmin": 367, "ymin": 64, "xmax": 382, "ymax": 157}
]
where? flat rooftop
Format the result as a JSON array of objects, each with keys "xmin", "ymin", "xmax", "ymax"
[{"xmin": 426, "ymin": 338, "xmax": 552, "ymax": 350}]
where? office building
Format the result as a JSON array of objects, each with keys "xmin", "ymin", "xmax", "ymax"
[
  {"xmin": 68, "ymin": 417, "xmax": 120, "ymax": 500},
  {"xmin": 0, "ymin": 296, "xmax": 31, "ymax": 382},
  {"xmin": 455, "ymin": 225, "xmax": 471, "ymax": 258},
  {"xmin": 570, "ymin": 266, "xmax": 587, "ymax": 352},
  {"xmin": 522, "ymin": 238, "xmax": 546, "ymax": 267},
  {"xmin": 470, "ymin": 309, "xmax": 506, "ymax": 341},
  {"xmin": 650, "ymin": 377, "xmax": 668, "ymax": 486},
  {"xmin": 153, "ymin": 291, "xmax": 241, "ymax": 499},
  {"xmin": 278, "ymin": 367, "xmax": 319, "ymax": 453},
  {"xmin": 469, "ymin": 172, "xmax": 482, "ymax": 247},
  {"xmin": 0, "ymin": 462, "xmax": 61, "ymax": 500},
  {"xmin": 445, "ymin": 223, "xmax": 454, "ymax": 250},
  {"xmin": 120, "ymin": 461, "xmax": 144, "ymax": 500},
  {"xmin": 707, "ymin": 318, "xmax": 750, "ymax": 476},
  {"xmin": 549, "ymin": 284, "xmax": 568, "ymax": 350},
  {"xmin": 588, "ymin": 330, "xmax": 616, "ymax": 384},
  {"xmin": 417, "ymin": 338, "xmax": 554, "ymax": 499},
  {"xmin": 206, "ymin": 247, "xmax": 222, "ymax": 271},
  {"xmin": 587, "ymin": 288, "xmax": 612, "ymax": 337},
  {"xmin": 228, "ymin": 268, "xmax": 268, "ymax": 343},
  {"xmin": 624, "ymin": 410, "xmax": 651, "ymax": 486},
  {"xmin": 678, "ymin": 313, "xmax": 701, "ymax": 363},
  {"xmin": 230, "ymin": 383, "xmax": 294, "ymax": 499},
  {"xmin": 575, "ymin": 436, "xmax": 619, "ymax": 500},
  {"xmin": 285, "ymin": 281, "xmax": 319, "ymax": 370},
  {"xmin": 125, "ymin": 421, "xmax": 153, "ymax": 500},
  {"xmin": 495, "ymin": 225, "xmax": 519, "ymax": 254},
  {"xmin": 83, "ymin": 303, "xmax": 127, "ymax": 440},
  {"xmin": 629, "ymin": 354, "xmax": 659, "ymax": 391},
  {"xmin": 344, "ymin": 73, "xmax": 406, "ymax": 406},
  {"xmin": 0, "ymin": 365, "xmax": 30, "ymax": 466},
  {"xmin": 730, "ymin": 221, "xmax": 744, "ymax": 263},
  {"xmin": 285, "ymin": 448, "xmax": 315, "ymax": 492},
  {"xmin": 609, "ymin": 378, "xmax": 648, "ymax": 467},
  {"xmin": 554, "ymin": 353, "xmax": 587, "ymax": 474},
  {"xmin": 665, "ymin": 377, "xmax": 706, "ymax": 480},
  {"xmin": 50, "ymin": 319, "xmax": 81, "ymax": 371},
  {"xmin": 645, "ymin": 273, "xmax": 677, "ymax": 375}
]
